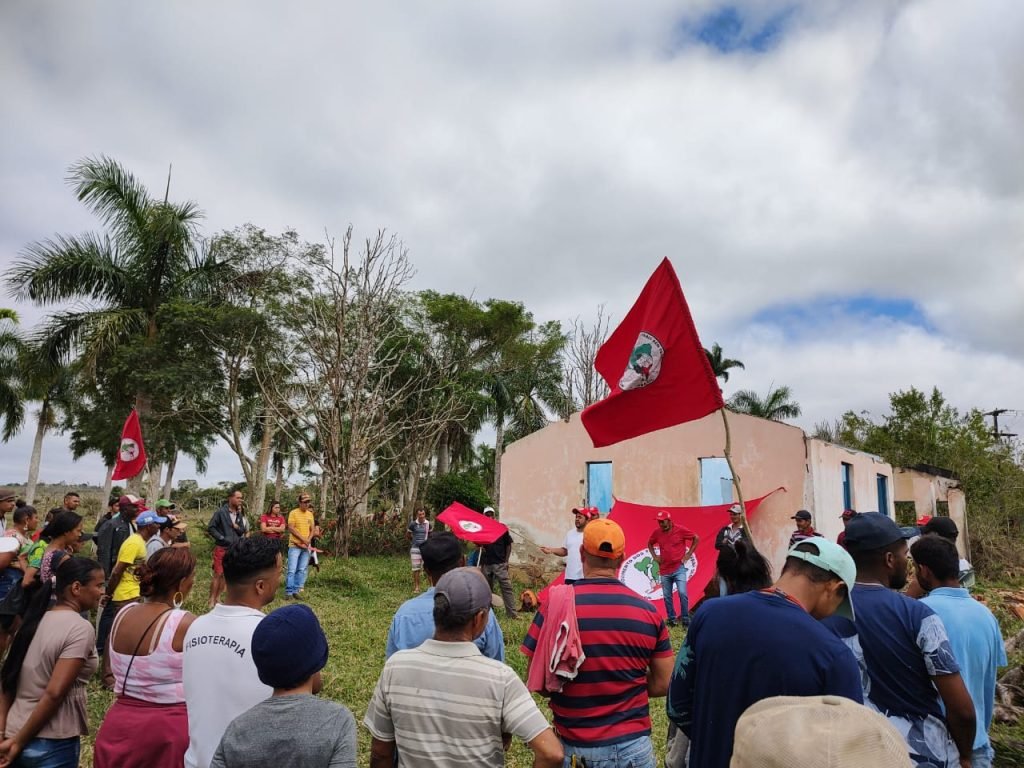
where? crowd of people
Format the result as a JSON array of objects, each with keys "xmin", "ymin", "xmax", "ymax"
[{"xmin": 0, "ymin": 486, "xmax": 1008, "ymax": 768}]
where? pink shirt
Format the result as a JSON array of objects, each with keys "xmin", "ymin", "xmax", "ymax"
[{"xmin": 110, "ymin": 604, "xmax": 189, "ymax": 704}]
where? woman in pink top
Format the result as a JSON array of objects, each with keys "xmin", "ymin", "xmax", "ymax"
[{"xmin": 93, "ymin": 547, "xmax": 198, "ymax": 768}]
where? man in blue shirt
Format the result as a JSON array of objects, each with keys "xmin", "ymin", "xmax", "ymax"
[
  {"xmin": 824, "ymin": 512, "xmax": 976, "ymax": 768},
  {"xmin": 667, "ymin": 538, "xmax": 863, "ymax": 768},
  {"xmin": 386, "ymin": 532, "xmax": 504, "ymax": 661},
  {"xmin": 914, "ymin": 535, "xmax": 1006, "ymax": 768}
]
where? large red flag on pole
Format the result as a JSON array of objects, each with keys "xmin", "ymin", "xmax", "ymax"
[
  {"xmin": 581, "ymin": 258, "xmax": 723, "ymax": 447},
  {"xmin": 111, "ymin": 410, "xmax": 147, "ymax": 481},
  {"xmin": 437, "ymin": 502, "xmax": 509, "ymax": 546}
]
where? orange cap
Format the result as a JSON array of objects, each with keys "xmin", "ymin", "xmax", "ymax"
[{"xmin": 583, "ymin": 518, "xmax": 625, "ymax": 559}]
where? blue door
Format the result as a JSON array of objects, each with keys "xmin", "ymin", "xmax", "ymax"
[{"xmin": 587, "ymin": 462, "xmax": 613, "ymax": 513}]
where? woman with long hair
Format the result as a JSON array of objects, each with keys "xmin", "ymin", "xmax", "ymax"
[
  {"xmin": 714, "ymin": 539, "xmax": 773, "ymax": 597},
  {"xmin": 21, "ymin": 512, "xmax": 82, "ymax": 591},
  {"xmin": 0, "ymin": 557, "xmax": 103, "ymax": 767},
  {"xmin": 92, "ymin": 546, "xmax": 198, "ymax": 768}
]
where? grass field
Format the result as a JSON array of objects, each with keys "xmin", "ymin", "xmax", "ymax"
[{"xmin": 74, "ymin": 521, "xmax": 1024, "ymax": 767}]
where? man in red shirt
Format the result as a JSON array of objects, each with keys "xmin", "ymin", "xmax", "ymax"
[{"xmin": 648, "ymin": 510, "xmax": 699, "ymax": 627}]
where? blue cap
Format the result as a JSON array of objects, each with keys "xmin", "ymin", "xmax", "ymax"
[
  {"xmin": 843, "ymin": 512, "xmax": 916, "ymax": 553},
  {"xmin": 135, "ymin": 510, "xmax": 168, "ymax": 527},
  {"xmin": 252, "ymin": 604, "xmax": 329, "ymax": 689}
]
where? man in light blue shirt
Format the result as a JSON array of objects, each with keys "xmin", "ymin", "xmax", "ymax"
[
  {"xmin": 386, "ymin": 532, "xmax": 504, "ymax": 661},
  {"xmin": 914, "ymin": 535, "xmax": 1007, "ymax": 768}
]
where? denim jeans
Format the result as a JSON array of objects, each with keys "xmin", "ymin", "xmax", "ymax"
[
  {"xmin": 660, "ymin": 566, "xmax": 689, "ymax": 624},
  {"xmin": 562, "ymin": 734, "xmax": 656, "ymax": 768},
  {"xmin": 286, "ymin": 546, "xmax": 310, "ymax": 596},
  {"xmin": 971, "ymin": 744, "xmax": 994, "ymax": 768},
  {"xmin": 13, "ymin": 736, "xmax": 80, "ymax": 768}
]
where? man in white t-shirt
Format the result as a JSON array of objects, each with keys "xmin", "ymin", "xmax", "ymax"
[
  {"xmin": 540, "ymin": 507, "xmax": 596, "ymax": 584},
  {"xmin": 183, "ymin": 537, "xmax": 282, "ymax": 768}
]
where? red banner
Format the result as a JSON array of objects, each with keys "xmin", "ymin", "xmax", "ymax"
[
  {"xmin": 111, "ymin": 410, "xmax": 147, "ymax": 481},
  {"xmin": 581, "ymin": 258, "xmax": 723, "ymax": 448},
  {"xmin": 540, "ymin": 491, "xmax": 781, "ymax": 617},
  {"xmin": 437, "ymin": 502, "xmax": 509, "ymax": 545}
]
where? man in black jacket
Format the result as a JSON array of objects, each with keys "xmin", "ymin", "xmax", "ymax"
[
  {"xmin": 479, "ymin": 507, "xmax": 517, "ymax": 618},
  {"xmin": 207, "ymin": 490, "xmax": 249, "ymax": 608},
  {"xmin": 95, "ymin": 495, "xmax": 142, "ymax": 675}
]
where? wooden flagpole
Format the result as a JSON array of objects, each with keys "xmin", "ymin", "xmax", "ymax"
[{"xmin": 720, "ymin": 407, "xmax": 751, "ymax": 539}]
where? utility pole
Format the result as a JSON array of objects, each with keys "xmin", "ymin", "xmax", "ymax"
[{"xmin": 984, "ymin": 409, "xmax": 1016, "ymax": 440}]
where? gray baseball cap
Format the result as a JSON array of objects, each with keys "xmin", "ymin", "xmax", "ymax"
[{"xmin": 435, "ymin": 567, "xmax": 492, "ymax": 615}]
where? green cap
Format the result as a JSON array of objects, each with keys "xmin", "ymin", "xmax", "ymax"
[
  {"xmin": 155, "ymin": 498, "xmax": 176, "ymax": 510},
  {"xmin": 786, "ymin": 536, "xmax": 856, "ymax": 620}
]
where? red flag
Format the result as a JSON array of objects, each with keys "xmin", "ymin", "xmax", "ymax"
[
  {"xmin": 111, "ymin": 410, "xmax": 147, "ymax": 481},
  {"xmin": 539, "ymin": 491, "xmax": 782, "ymax": 616},
  {"xmin": 437, "ymin": 502, "xmax": 509, "ymax": 545},
  {"xmin": 581, "ymin": 258, "xmax": 723, "ymax": 447}
]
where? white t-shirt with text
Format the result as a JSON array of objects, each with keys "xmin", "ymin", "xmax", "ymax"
[{"xmin": 183, "ymin": 604, "xmax": 272, "ymax": 768}]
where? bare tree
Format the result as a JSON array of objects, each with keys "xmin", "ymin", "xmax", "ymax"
[
  {"xmin": 261, "ymin": 227, "xmax": 457, "ymax": 555},
  {"xmin": 564, "ymin": 304, "xmax": 611, "ymax": 410}
]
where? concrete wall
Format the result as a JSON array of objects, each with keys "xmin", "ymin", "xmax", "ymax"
[
  {"xmin": 499, "ymin": 410, "xmax": 809, "ymax": 573},
  {"xmin": 805, "ymin": 439, "xmax": 895, "ymax": 543},
  {"xmin": 893, "ymin": 468, "xmax": 969, "ymax": 559}
]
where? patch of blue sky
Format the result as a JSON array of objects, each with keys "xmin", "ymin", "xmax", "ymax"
[
  {"xmin": 673, "ymin": 4, "xmax": 796, "ymax": 55},
  {"xmin": 751, "ymin": 296, "xmax": 936, "ymax": 338}
]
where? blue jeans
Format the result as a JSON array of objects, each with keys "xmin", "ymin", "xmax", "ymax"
[
  {"xmin": 660, "ymin": 567, "xmax": 689, "ymax": 624},
  {"xmin": 562, "ymin": 734, "xmax": 655, "ymax": 768},
  {"xmin": 12, "ymin": 736, "xmax": 79, "ymax": 768},
  {"xmin": 286, "ymin": 546, "xmax": 310, "ymax": 596},
  {"xmin": 971, "ymin": 744, "xmax": 994, "ymax": 768}
]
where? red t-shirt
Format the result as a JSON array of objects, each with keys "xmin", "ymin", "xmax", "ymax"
[
  {"xmin": 647, "ymin": 524, "xmax": 698, "ymax": 575},
  {"xmin": 260, "ymin": 513, "xmax": 286, "ymax": 539}
]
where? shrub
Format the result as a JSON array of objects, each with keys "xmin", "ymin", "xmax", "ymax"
[{"xmin": 347, "ymin": 510, "xmax": 408, "ymax": 556}]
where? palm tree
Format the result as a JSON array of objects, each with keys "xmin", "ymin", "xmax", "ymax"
[
  {"xmin": 17, "ymin": 343, "xmax": 73, "ymax": 504},
  {"xmin": 704, "ymin": 343, "xmax": 745, "ymax": 383},
  {"xmin": 0, "ymin": 312, "xmax": 25, "ymax": 441},
  {"xmin": 486, "ymin": 322, "xmax": 570, "ymax": 507},
  {"xmin": 5, "ymin": 157, "xmax": 233, "ymax": 485},
  {"xmin": 729, "ymin": 384, "xmax": 802, "ymax": 422}
]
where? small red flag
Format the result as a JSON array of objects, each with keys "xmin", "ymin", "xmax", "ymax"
[
  {"xmin": 437, "ymin": 502, "xmax": 509, "ymax": 545},
  {"xmin": 581, "ymin": 258, "xmax": 723, "ymax": 447},
  {"xmin": 111, "ymin": 410, "xmax": 147, "ymax": 481}
]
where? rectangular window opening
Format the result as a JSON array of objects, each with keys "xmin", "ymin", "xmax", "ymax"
[{"xmin": 700, "ymin": 457, "xmax": 733, "ymax": 506}]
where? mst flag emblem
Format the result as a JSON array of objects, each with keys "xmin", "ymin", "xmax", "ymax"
[
  {"xmin": 581, "ymin": 258, "xmax": 723, "ymax": 448},
  {"xmin": 112, "ymin": 410, "xmax": 147, "ymax": 481},
  {"xmin": 619, "ymin": 332, "xmax": 664, "ymax": 390}
]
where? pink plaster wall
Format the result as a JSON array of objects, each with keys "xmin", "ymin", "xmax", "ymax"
[{"xmin": 499, "ymin": 410, "xmax": 808, "ymax": 573}]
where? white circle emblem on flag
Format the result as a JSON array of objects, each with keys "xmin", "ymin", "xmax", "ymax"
[
  {"xmin": 619, "ymin": 550, "xmax": 698, "ymax": 602},
  {"xmin": 619, "ymin": 332, "xmax": 665, "ymax": 390},
  {"xmin": 119, "ymin": 439, "xmax": 140, "ymax": 462},
  {"xmin": 458, "ymin": 520, "xmax": 483, "ymax": 534}
]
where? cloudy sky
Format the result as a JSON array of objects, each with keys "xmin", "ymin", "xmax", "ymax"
[{"xmin": 2, "ymin": 0, "xmax": 1022, "ymax": 486}]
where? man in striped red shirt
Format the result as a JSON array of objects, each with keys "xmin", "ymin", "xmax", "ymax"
[{"xmin": 522, "ymin": 519, "xmax": 673, "ymax": 768}]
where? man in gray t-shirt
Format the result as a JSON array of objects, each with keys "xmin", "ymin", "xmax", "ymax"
[
  {"xmin": 406, "ymin": 508, "xmax": 431, "ymax": 593},
  {"xmin": 212, "ymin": 604, "xmax": 356, "ymax": 768}
]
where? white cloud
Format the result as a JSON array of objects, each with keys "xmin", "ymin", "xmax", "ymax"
[{"xmin": 0, "ymin": 0, "xmax": 1021, "ymax": 484}]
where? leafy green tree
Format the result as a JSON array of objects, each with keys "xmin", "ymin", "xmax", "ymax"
[
  {"xmin": 835, "ymin": 387, "xmax": 1024, "ymax": 575},
  {"xmin": 16, "ymin": 342, "xmax": 74, "ymax": 504},
  {"xmin": 704, "ymin": 343, "xmax": 745, "ymax": 383},
  {"xmin": 425, "ymin": 470, "xmax": 492, "ymax": 514},
  {"xmin": 729, "ymin": 384, "xmax": 801, "ymax": 421}
]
